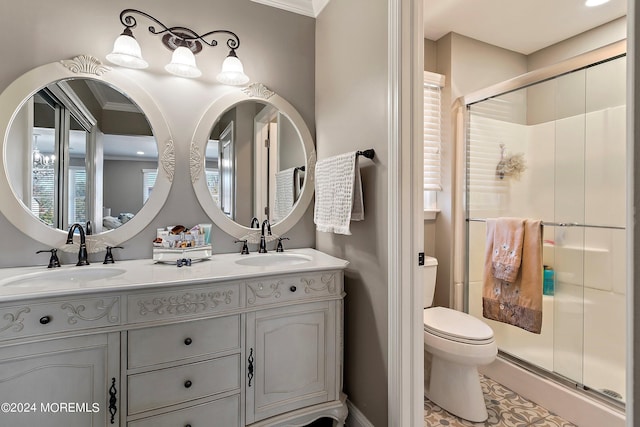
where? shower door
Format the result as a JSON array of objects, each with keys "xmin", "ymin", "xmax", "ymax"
[{"xmin": 465, "ymin": 55, "xmax": 626, "ymax": 404}]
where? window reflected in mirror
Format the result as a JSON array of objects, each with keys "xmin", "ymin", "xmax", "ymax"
[{"xmin": 8, "ymin": 78, "xmax": 158, "ymax": 234}]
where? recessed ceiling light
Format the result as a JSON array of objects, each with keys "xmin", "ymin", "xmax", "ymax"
[
  {"xmin": 136, "ymin": 151, "xmax": 144, "ymax": 155},
  {"xmin": 585, "ymin": 0, "xmax": 610, "ymax": 7}
]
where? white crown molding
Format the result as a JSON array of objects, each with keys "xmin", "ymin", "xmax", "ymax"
[
  {"xmin": 85, "ymin": 80, "xmax": 141, "ymax": 113},
  {"xmin": 251, "ymin": 0, "xmax": 331, "ymax": 18}
]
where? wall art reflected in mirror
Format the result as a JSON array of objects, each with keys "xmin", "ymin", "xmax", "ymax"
[
  {"xmin": 0, "ymin": 55, "xmax": 174, "ymax": 251},
  {"xmin": 8, "ymin": 78, "xmax": 158, "ymax": 234},
  {"xmin": 204, "ymin": 100, "xmax": 306, "ymax": 226},
  {"xmin": 192, "ymin": 83, "xmax": 315, "ymax": 240}
]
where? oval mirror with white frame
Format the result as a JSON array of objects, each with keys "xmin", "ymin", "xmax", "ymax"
[
  {"xmin": 0, "ymin": 55, "xmax": 174, "ymax": 252},
  {"xmin": 191, "ymin": 83, "xmax": 315, "ymax": 240}
]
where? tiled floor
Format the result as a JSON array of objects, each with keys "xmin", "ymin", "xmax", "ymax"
[{"xmin": 424, "ymin": 375, "xmax": 577, "ymax": 426}]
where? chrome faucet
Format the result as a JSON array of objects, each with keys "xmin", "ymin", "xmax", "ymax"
[
  {"xmin": 259, "ymin": 219, "xmax": 272, "ymax": 253},
  {"xmin": 66, "ymin": 223, "xmax": 89, "ymax": 266}
]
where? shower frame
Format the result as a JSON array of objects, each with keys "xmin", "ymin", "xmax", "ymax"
[{"xmin": 452, "ymin": 39, "xmax": 627, "ymax": 408}]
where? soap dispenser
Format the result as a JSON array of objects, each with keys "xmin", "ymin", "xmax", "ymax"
[{"xmin": 543, "ymin": 265, "xmax": 555, "ymax": 296}]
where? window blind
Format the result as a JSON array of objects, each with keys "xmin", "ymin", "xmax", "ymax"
[
  {"xmin": 424, "ymin": 71, "xmax": 445, "ymax": 191},
  {"xmin": 142, "ymin": 169, "xmax": 157, "ymax": 203}
]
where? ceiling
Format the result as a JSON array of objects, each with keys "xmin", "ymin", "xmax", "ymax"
[{"xmin": 423, "ymin": 0, "xmax": 627, "ymax": 55}]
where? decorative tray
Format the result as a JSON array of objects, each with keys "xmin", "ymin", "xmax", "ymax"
[{"xmin": 152, "ymin": 245, "xmax": 212, "ymax": 263}]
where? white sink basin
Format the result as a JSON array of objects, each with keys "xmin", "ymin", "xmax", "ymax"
[
  {"xmin": 0, "ymin": 267, "xmax": 126, "ymax": 288},
  {"xmin": 234, "ymin": 253, "xmax": 312, "ymax": 267}
]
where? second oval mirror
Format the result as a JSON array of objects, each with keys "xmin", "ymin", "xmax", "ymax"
[{"xmin": 192, "ymin": 84, "xmax": 315, "ymax": 239}]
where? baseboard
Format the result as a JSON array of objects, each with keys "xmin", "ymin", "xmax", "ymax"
[
  {"xmin": 346, "ymin": 400, "xmax": 375, "ymax": 427},
  {"xmin": 480, "ymin": 356, "xmax": 626, "ymax": 427}
]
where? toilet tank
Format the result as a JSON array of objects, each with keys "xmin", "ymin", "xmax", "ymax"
[{"xmin": 423, "ymin": 256, "xmax": 438, "ymax": 308}]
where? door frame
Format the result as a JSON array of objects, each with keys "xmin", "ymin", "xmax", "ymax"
[{"xmin": 387, "ymin": 0, "xmax": 424, "ymax": 426}]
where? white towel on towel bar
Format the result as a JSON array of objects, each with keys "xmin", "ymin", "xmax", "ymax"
[
  {"xmin": 314, "ymin": 151, "xmax": 364, "ymax": 235},
  {"xmin": 273, "ymin": 167, "xmax": 296, "ymax": 222}
]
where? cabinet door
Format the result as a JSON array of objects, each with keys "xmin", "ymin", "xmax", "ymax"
[
  {"xmin": 0, "ymin": 333, "xmax": 120, "ymax": 427},
  {"xmin": 246, "ymin": 301, "xmax": 337, "ymax": 423}
]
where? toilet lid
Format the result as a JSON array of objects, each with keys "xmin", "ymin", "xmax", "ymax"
[{"xmin": 423, "ymin": 307, "xmax": 494, "ymax": 342}]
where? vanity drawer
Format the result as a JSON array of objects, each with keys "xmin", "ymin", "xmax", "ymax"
[
  {"xmin": 128, "ymin": 315, "xmax": 241, "ymax": 369},
  {"xmin": 246, "ymin": 272, "xmax": 342, "ymax": 307},
  {"xmin": 0, "ymin": 296, "xmax": 120, "ymax": 341},
  {"xmin": 127, "ymin": 394, "xmax": 240, "ymax": 427},
  {"xmin": 128, "ymin": 354, "xmax": 241, "ymax": 415},
  {"xmin": 127, "ymin": 282, "xmax": 241, "ymax": 324}
]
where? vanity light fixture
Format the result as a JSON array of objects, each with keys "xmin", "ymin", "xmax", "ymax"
[{"xmin": 106, "ymin": 9, "xmax": 249, "ymax": 85}]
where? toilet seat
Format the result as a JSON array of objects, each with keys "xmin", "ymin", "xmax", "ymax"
[{"xmin": 423, "ymin": 307, "xmax": 494, "ymax": 345}]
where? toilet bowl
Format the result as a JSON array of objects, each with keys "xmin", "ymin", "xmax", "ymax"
[{"xmin": 423, "ymin": 257, "xmax": 497, "ymax": 422}]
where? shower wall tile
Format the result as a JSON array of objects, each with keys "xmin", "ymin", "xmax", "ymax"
[
  {"xmin": 611, "ymin": 229, "xmax": 626, "ymax": 295},
  {"xmin": 584, "ymin": 106, "xmax": 626, "ymax": 228},
  {"xmin": 552, "ymin": 282, "xmax": 584, "ymax": 383},
  {"xmin": 583, "ymin": 228, "xmax": 612, "ymax": 292},
  {"xmin": 516, "ymin": 122, "xmax": 555, "ymax": 220},
  {"xmin": 554, "ymin": 116, "xmax": 585, "ymax": 224},
  {"xmin": 583, "ymin": 286, "xmax": 626, "ymax": 400}
]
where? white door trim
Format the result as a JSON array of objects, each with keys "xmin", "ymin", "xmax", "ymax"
[{"xmin": 387, "ymin": 0, "xmax": 424, "ymax": 426}]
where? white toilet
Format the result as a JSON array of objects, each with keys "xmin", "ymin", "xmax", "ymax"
[{"xmin": 423, "ymin": 256, "xmax": 497, "ymax": 422}]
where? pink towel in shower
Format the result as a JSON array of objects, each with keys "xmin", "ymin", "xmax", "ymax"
[
  {"xmin": 491, "ymin": 217, "xmax": 525, "ymax": 283},
  {"xmin": 483, "ymin": 218, "xmax": 543, "ymax": 334}
]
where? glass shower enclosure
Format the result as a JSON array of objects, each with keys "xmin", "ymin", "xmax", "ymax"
[{"xmin": 464, "ymin": 49, "xmax": 626, "ymax": 405}]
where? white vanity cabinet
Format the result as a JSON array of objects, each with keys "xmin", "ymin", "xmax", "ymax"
[
  {"xmin": 124, "ymin": 314, "xmax": 243, "ymax": 426},
  {"xmin": 246, "ymin": 301, "xmax": 337, "ymax": 424},
  {"xmin": 0, "ymin": 295, "xmax": 122, "ymax": 427},
  {"xmin": 0, "ymin": 252, "xmax": 348, "ymax": 427}
]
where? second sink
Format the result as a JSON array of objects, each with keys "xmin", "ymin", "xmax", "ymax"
[{"xmin": 234, "ymin": 253, "xmax": 312, "ymax": 267}]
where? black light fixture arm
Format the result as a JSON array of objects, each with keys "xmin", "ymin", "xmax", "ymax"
[{"xmin": 118, "ymin": 9, "xmax": 240, "ymax": 52}]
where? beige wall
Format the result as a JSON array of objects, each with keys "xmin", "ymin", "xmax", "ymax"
[
  {"xmin": 424, "ymin": 39, "xmax": 437, "ymax": 72},
  {"xmin": 528, "ymin": 17, "xmax": 627, "ymax": 70},
  {"xmin": 0, "ymin": 0, "xmax": 315, "ymax": 266},
  {"xmin": 316, "ymin": 0, "xmax": 389, "ymax": 424}
]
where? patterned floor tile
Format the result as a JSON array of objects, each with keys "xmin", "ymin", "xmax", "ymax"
[
  {"xmin": 527, "ymin": 414, "xmax": 578, "ymax": 427},
  {"xmin": 481, "ymin": 375, "xmax": 518, "ymax": 401},
  {"xmin": 425, "ymin": 375, "xmax": 574, "ymax": 427}
]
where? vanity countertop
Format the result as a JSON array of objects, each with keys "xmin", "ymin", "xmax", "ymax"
[{"xmin": 0, "ymin": 248, "xmax": 349, "ymax": 303}]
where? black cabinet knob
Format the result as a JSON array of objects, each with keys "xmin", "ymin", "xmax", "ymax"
[
  {"xmin": 290, "ymin": 286, "xmax": 297, "ymax": 292},
  {"xmin": 39, "ymin": 316, "xmax": 51, "ymax": 325},
  {"xmin": 184, "ymin": 380, "xmax": 192, "ymax": 388},
  {"xmin": 185, "ymin": 424, "xmax": 192, "ymax": 427},
  {"xmin": 184, "ymin": 337, "xmax": 193, "ymax": 346}
]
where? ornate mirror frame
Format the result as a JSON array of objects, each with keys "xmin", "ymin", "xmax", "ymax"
[
  {"xmin": 0, "ymin": 55, "xmax": 174, "ymax": 252},
  {"xmin": 191, "ymin": 83, "xmax": 316, "ymax": 240}
]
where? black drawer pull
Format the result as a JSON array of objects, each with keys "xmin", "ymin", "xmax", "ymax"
[
  {"xmin": 184, "ymin": 337, "xmax": 193, "ymax": 346},
  {"xmin": 185, "ymin": 424, "xmax": 192, "ymax": 427},
  {"xmin": 39, "ymin": 316, "xmax": 51, "ymax": 325},
  {"xmin": 184, "ymin": 380, "xmax": 192, "ymax": 388},
  {"xmin": 290, "ymin": 286, "xmax": 297, "ymax": 292}
]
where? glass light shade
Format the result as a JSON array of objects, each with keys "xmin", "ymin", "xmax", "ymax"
[
  {"xmin": 217, "ymin": 55, "xmax": 250, "ymax": 86},
  {"xmin": 106, "ymin": 34, "xmax": 149, "ymax": 69},
  {"xmin": 164, "ymin": 46, "xmax": 202, "ymax": 78}
]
